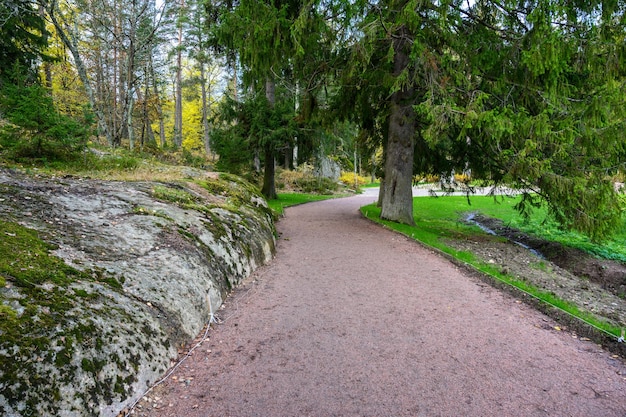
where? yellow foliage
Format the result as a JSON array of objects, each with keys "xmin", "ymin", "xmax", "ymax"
[
  {"xmin": 339, "ymin": 171, "xmax": 368, "ymax": 188},
  {"xmin": 413, "ymin": 174, "xmax": 440, "ymax": 184},
  {"xmin": 181, "ymin": 98, "xmax": 203, "ymax": 151},
  {"xmin": 454, "ymin": 173, "xmax": 471, "ymax": 183}
]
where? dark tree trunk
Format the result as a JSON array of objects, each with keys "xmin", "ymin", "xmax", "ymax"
[
  {"xmin": 284, "ymin": 144, "xmax": 293, "ymax": 170},
  {"xmin": 261, "ymin": 144, "xmax": 277, "ymax": 199},
  {"xmin": 380, "ymin": 22, "xmax": 415, "ymax": 225},
  {"xmin": 261, "ymin": 78, "xmax": 277, "ymax": 199}
]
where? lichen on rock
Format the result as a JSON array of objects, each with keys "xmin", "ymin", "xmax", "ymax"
[{"xmin": 0, "ymin": 168, "xmax": 275, "ymax": 416}]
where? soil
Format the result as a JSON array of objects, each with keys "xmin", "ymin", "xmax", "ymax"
[
  {"xmin": 129, "ymin": 192, "xmax": 626, "ymax": 417},
  {"xmin": 447, "ymin": 214, "xmax": 626, "ymax": 331}
]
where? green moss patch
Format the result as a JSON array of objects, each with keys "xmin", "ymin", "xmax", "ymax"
[
  {"xmin": 0, "ymin": 220, "xmax": 140, "ymax": 415},
  {"xmin": 0, "ymin": 220, "xmax": 90, "ymax": 287}
]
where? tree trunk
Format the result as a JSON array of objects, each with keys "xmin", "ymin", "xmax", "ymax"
[
  {"xmin": 148, "ymin": 55, "xmax": 166, "ymax": 148},
  {"xmin": 173, "ymin": 0, "xmax": 185, "ymax": 148},
  {"xmin": 261, "ymin": 78, "xmax": 277, "ymax": 199},
  {"xmin": 47, "ymin": 0, "xmax": 112, "ymax": 145},
  {"xmin": 284, "ymin": 145, "xmax": 293, "ymax": 169},
  {"xmin": 139, "ymin": 73, "xmax": 156, "ymax": 148},
  {"xmin": 126, "ymin": 5, "xmax": 136, "ymax": 151},
  {"xmin": 380, "ymin": 101, "xmax": 415, "ymax": 224},
  {"xmin": 127, "ymin": 94, "xmax": 135, "ymax": 150},
  {"xmin": 380, "ymin": 23, "xmax": 415, "ymax": 225},
  {"xmin": 200, "ymin": 63, "xmax": 211, "ymax": 155},
  {"xmin": 261, "ymin": 143, "xmax": 277, "ymax": 199}
]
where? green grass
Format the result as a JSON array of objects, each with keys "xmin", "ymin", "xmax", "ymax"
[
  {"xmin": 366, "ymin": 194, "xmax": 626, "ymax": 261},
  {"xmin": 361, "ymin": 196, "xmax": 625, "ymax": 339},
  {"xmin": 268, "ymin": 193, "xmax": 340, "ymax": 216}
]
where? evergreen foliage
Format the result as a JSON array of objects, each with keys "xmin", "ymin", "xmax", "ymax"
[
  {"xmin": 0, "ymin": 0, "xmax": 623, "ymax": 240},
  {"xmin": 0, "ymin": 0, "xmax": 49, "ymax": 80},
  {"xmin": 329, "ymin": 0, "xmax": 625, "ymax": 239},
  {"xmin": 0, "ymin": 80, "xmax": 92, "ymax": 162},
  {"xmin": 416, "ymin": 0, "xmax": 626, "ymax": 240},
  {"xmin": 212, "ymin": 90, "xmax": 297, "ymax": 176}
]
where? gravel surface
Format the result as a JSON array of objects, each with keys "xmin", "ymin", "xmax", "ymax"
[{"xmin": 130, "ymin": 192, "xmax": 626, "ymax": 417}]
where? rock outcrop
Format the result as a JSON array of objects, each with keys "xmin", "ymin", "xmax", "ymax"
[{"xmin": 0, "ymin": 168, "xmax": 275, "ymax": 416}]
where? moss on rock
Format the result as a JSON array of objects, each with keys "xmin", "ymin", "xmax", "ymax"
[{"xmin": 0, "ymin": 168, "xmax": 275, "ymax": 416}]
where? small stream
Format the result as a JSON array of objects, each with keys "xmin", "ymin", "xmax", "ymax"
[{"xmin": 465, "ymin": 212, "xmax": 545, "ymax": 259}]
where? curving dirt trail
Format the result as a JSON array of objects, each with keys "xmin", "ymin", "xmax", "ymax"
[{"xmin": 132, "ymin": 192, "xmax": 626, "ymax": 417}]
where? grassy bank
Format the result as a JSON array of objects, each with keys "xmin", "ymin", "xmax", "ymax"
[
  {"xmin": 268, "ymin": 193, "xmax": 341, "ymax": 216},
  {"xmin": 362, "ymin": 195, "xmax": 626, "ymax": 261},
  {"xmin": 361, "ymin": 195, "xmax": 625, "ymax": 340}
]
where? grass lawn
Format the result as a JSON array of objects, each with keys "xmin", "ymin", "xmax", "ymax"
[
  {"xmin": 268, "ymin": 193, "xmax": 341, "ymax": 216},
  {"xmin": 362, "ymin": 194, "xmax": 626, "ymax": 262}
]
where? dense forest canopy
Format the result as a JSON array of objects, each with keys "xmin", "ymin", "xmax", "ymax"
[{"xmin": 0, "ymin": 0, "xmax": 624, "ymax": 240}]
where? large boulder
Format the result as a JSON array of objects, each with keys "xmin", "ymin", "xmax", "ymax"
[
  {"xmin": 314, "ymin": 155, "xmax": 341, "ymax": 181},
  {"xmin": 0, "ymin": 169, "xmax": 275, "ymax": 416}
]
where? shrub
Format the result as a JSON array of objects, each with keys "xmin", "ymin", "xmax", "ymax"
[
  {"xmin": 413, "ymin": 174, "xmax": 440, "ymax": 184},
  {"xmin": 277, "ymin": 166, "xmax": 338, "ymax": 194},
  {"xmin": 454, "ymin": 173, "xmax": 471, "ymax": 184},
  {"xmin": 0, "ymin": 82, "xmax": 91, "ymax": 163},
  {"xmin": 339, "ymin": 171, "xmax": 368, "ymax": 189}
]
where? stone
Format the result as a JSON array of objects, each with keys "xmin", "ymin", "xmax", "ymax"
[{"xmin": 0, "ymin": 169, "xmax": 275, "ymax": 417}]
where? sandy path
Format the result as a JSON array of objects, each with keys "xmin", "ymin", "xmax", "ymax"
[{"xmin": 133, "ymin": 193, "xmax": 626, "ymax": 417}]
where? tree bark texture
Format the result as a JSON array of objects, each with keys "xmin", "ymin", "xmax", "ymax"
[
  {"xmin": 380, "ymin": 22, "xmax": 416, "ymax": 225},
  {"xmin": 261, "ymin": 78, "xmax": 277, "ymax": 199},
  {"xmin": 380, "ymin": 101, "xmax": 415, "ymax": 225}
]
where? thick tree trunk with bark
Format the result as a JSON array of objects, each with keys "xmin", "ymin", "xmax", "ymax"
[
  {"xmin": 380, "ymin": 23, "xmax": 415, "ymax": 226},
  {"xmin": 380, "ymin": 101, "xmax": 415, "ymax": 225}
]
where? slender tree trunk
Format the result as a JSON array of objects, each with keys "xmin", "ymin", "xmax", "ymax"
[
  {"xmin": 126, "ymin": 3, "xmax": 136, "ymax": 151},
  {"xmin": 113, "ymin": 2, "xmax": 122, "ymax": 147},
  {"xmin": 148, "ymin": 55, "xmax": 166, "ymax": 147},
  {"xmin": 173, "ymin": 0, "xmax": 184, "ymax": 148},
  {"xmin": 371, "ymin": 153, "xmax": 376, "ymax": 183},
  {"xmin": 47, "ymin": 0, "xmax": 112, "ymax": 145},
  {"xmin": 380, "ymin": 23, "xmax": 415, "ymax": 225},
  {"xmin": 200, "ymin": 63, "xmax": 211, "ymax": 155},
  {"xmin": 261, "ymin": 78, "xmax": 277, "ymax": 199},
  {"xmin": 139, "ymin": 73, "xmax": 156, "ymax": 148},
  {"xmin": 284, "ymin": 145, "xmax": 293, "ymax": 169},
  {"xmin": 229, "ymin": 53, "xmax": 238, "ymax": 101},
  {"xmin": 38, "ymin": 4, "xmax": 52, "ymax": 88},
  {"xmin": 127, "ymin": 94, "xmax": 135, "ymax": 150},
  {"xmin": 293, "ymin": 82, "xmax": 299, "ymax": 168}
]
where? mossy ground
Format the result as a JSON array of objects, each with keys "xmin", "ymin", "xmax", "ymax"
[
  {"xmin": 0, "ymin": 167, "xmax": 277, "ymax": 416},
  {"xmin": 0, "ymin": 220, "xmax": 138, "ymax": 415}
]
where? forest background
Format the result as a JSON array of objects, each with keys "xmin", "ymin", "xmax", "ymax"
[{"xmin": 1, "ymin": 0, "xmax": 625, "ymax": 241}]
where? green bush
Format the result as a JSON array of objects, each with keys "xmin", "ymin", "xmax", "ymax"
[{"xmin": 0, "ymin": 82, "xmax": 92, "ymax": 163}]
